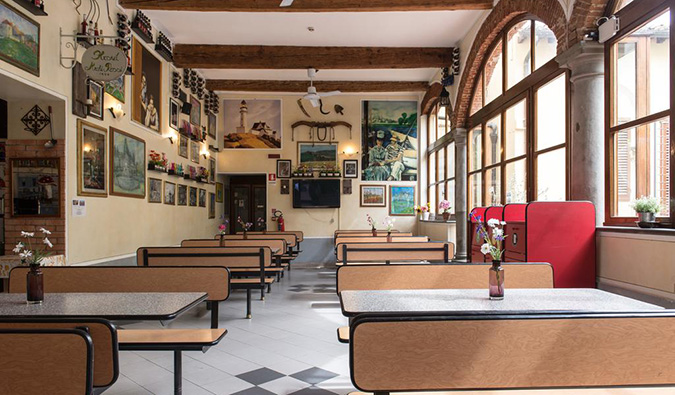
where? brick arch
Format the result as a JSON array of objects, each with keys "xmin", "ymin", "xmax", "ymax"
[
  {"xmin": 451, "ymin": 0, "xmax": 567, "ymax": 129},
  {"xmin": 569, "ymin": 0, "xmax": 612, "ymax": 44}
]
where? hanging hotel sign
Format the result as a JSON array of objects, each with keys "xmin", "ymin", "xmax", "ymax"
[{"xmin": 81, "ymin": 45, "xmax": 127, "ymax": 81}]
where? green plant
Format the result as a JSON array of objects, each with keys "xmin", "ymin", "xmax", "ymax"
[{"xmin": 631, "ymin": 196, "xmax": 661, "ymax": 214}]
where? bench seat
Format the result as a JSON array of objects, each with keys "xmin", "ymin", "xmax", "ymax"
[
  {"xmin": 348, "ymin": 389, "xmax": 675, "ymax": 394},
  {"xmin": 337, "ymin": 326, "xmax": 349, "ymax": 344}
]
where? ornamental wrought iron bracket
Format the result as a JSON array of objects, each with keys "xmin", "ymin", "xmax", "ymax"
[
  {"xmin": 59, "ymin": 28, "xmax": 120, "ymax": 69},
  {"xmin": 291, "ymin": 121, "xmax": 353, "ymax": 143}
]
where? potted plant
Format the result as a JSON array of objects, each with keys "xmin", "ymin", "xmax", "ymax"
[
  {"xmin": 237, "ymin": 216, "xmax": 253, "ymax": 239},
  {"xmin": 439, "ymin": 200, "xmax": 452, "ymax": 221},
  {"xmin": 257, "ymin": 217, "xmax": 266, "ymax": 234},
  {"xmin": 383, "ymin": 216, "xmax": 395, "ymax": 242},
  {"xmin": 415, "ymin": 203, "xmax": 431, "ymax": 221},
  {"xmin": 217, "ymin": 219, "xmax": 229, "ymax": 246},
  {"xmin": 148, "ymin": 150, "xmax": 167, "ymax": 171},
  {"xmin": 14, "ymin": 227, "xmax": 53, "ymax": 304},
  {"xmin": 631, "ymin": 196, "xmax": 662, "ymax": 226}
]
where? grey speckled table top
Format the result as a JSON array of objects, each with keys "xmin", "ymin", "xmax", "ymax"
[
  {"xmin": 340, "ymin": 289, "xmax": 664, "ymax": 317},
  {"xmin": 0, "ymin": 292, "xmax": 207, "ymax": 321}
]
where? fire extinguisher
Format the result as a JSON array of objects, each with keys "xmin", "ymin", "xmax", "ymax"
[{"xmin": 274, "ymin": 210, "xmax": 285, "ymax": 231}]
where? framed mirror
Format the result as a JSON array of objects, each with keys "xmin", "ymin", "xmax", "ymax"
[{"xmin": 10, "ymin": 158, "xmax": 60, "ymax": 217}]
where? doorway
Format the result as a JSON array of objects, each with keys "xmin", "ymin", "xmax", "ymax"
[{"xmin": 228, "ymin": 174, "xmax": 266, "ymax": 234}]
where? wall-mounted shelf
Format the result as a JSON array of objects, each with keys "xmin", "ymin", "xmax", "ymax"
[{"xmin": 15, "ymin": 1, "xmax": 47, "ymax": 16}]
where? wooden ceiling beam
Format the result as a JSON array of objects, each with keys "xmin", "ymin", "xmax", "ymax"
[
  {"xmin": 206, "ymin": 80, "xmax": 430, "ymax": 92},
  {"xmin": 119, "ymin": 0, "xmax": 492, "ymax": 12},
  {"xmin": 174, "ymin": 45, "xmax": 453, "ymax": 69}
]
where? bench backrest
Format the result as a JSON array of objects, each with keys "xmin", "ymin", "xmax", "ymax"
[
  {"xmin": 337, "ymin": 242, "xmax": 453, "ymax": 263},
  {"xmin": 336, "ymin": 263, "xmax": 553, "ymax": 293},
  {"xmin": 239, "ymin": 231, "xmax": 303, "ymax": 243},
  {"xmin": 9, "ymin": 266, "xmax": 230, "ymax": 302},
  {"xmin": 350, "ymin": 314, "xmax": 675, "ymax": 392},
  {"xmin": 218, "ymin": 233, "xmax": 297, "ymax": 248},
  {"xmin": 137, "ymin": 246, "xmax": 272, "ymax": 269},
  {"xmin": 335, "ymin": 236, "xmax": 426, "ymax": 246},
  {"xmin": 183, "ymin": 238, "xmax": 287, "ymax": 255},
  {"xmin": 0, "ymin": 328, "xmax": 94, "ymax": 394},
  {"xmin": 335, "ymin": 229, "xmax": 403, "ymax": 236},
  {"xmin": 0, "ymin": 318, "xmax": 117, "ymax": 391}
]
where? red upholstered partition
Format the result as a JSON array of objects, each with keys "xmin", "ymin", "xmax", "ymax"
[
  {"xmin": 469, "ymin": 207, "xmax": 488, "ymax": 262},
  {"xmin": 503, "ymin": 204, "xmax": 527, "ymax": 263}
]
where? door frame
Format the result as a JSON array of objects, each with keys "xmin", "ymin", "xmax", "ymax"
[{"xmin": 224, "ymin": 172, "xmax": 269, "ymax": 234}]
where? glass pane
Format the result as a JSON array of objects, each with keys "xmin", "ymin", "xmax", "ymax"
[
  {"xmin": 646, "ymin": 12, "xmax": 670, "ymax": 117},
  {"xmin": 505, "ymin": 99, "xmax": 527, "ymax": 159},
  {"xmin": 471, "ymin": 73, "xmax": 484, "ymax": 115},
  {"xmin": 505, "ymin": 159, "xmax": 527, "ymax": 203},
  {"xmin": 534, "ymin": 21, "xmax": 557, "ymax": 69},
  {"xmin": 485, "ymin": 167, "xmax": 501, "ymax": 206},
  {"xmin": 485, "ymin": 115, "xmax": 502, "ymax": 166},
  {"xmin": 429, "ymin": 185, "xmax": 437, "ymax": 213},
  {"xmin": 428, "ymin": 107, "xmax": 438, "ymax": 145},
  {"xmin": 447, "ymin": 180, "xmax": 456, "ymax": 214},
  {"xmin": 507, "ymin": 21, "xmax": 532, "ymax": 88},
  {"xmin": 469, "ymin": 172, "xmax": 483, "ymax": 210},
  {"xmin": 536, "ymin": 74, "xmax": 566, "ymax": 150},
  {"xmin": 447, "ymin": 142, "xmax": 455, "ymax": 178},
  {"xmin": 615, "ymin": 41, "xmax": 637, "ymax": 126},
  {"xmin": 438, "ymin": 147, "xmax": 445, "ymax": 181},
  {"xmin": 429, "ymin": 151, "xmax": 436, "ymax": 185},
  {"xmin": 536, "ymin": 148, "xmax": 566, "ymax": 201},
  {"xmin": 439, "ymin": 181, "xmax": 447, "ymax": 201},
  {"xmin": 484, "ymin": 40, "xmax": 503, "ymax": 105},
  {"xmin": 614, "ymin": 0, "xmax": 634, "ymax": 13},
  {"xmin": 614, "ymin": 128, "xmax": 637, "ymax": 217},
  {"xmin": 437, "ymin": 105, "xmax": 447, "ymax": 139},
  {"xmin": 469, "ymin": 126, "xmax": 483, "ymax": 171}
]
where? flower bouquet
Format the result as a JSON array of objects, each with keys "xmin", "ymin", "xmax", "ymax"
[{"xmin": 14, "ymin": 227, "xmax": 53, "ymax": 304}]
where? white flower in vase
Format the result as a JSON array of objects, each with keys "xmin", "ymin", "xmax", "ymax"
[{"xmin": 480, "ymin": 243, "xmax": 491, "ymax": 255}]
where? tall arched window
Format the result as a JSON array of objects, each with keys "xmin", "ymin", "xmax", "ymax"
[
  {"xmin": 427, "ymin": 103, "xmax": 455, "ymax": 214},
  {"xmin": 467, "ymin": 17, "xmax": 567, "ymax": 210}
]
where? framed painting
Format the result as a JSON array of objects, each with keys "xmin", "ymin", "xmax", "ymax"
[
  {"xmin": 208, "ymin": 112, "xmax": 216, "ymax": 138},
  {"xmin": 148, "ymin": 178, "xmax": 162, "ymax": 203},
  {"xmin": 164, "ymin": 181, "xmax": 176, "ymax": 205},
  {"xmin": 298, "ymin": 142, "xmax": 337, "ymax": 171},
  {"xmin": 77, "ymin": 119, "xmax": 107, "ymax": 197},
  {"xmin": 189, "ymin": 186, "xmax": 197, "ymax": 207},
  {"xmin": 178, "ymin": 134, "xmax": 188, "ymax": 159},
  {"xmin": 110, "ymin": 128, "xmax": 145, "ymax": 198},
  {"xmin": 208, "ymin": 192, "xmax": 216, "ymax": 218},
  {"xmin": 169, "ymin": 98, "xmax": 179, "ymax": 130},
  {"xmin": 343, "ymin": 160, "xmax": 358, "ymax": 179},
  {"xmin": 389, "ymin": 185, "xmax": 415, "ymax": 216},
  {"xmin": 131, "ymin": 37, "xmax": 162, "ymax": 132},
  {"xmin": 177, "ymin": 184, "xmax": 187, "ymax": 206},
  {"xmin": 105, "ymin": 74, "xmax": 125, "ymax": 103},
  {"xmin": 209, "ymin": 158, "xmax": 216, "ymax": 184},
  {"xmin": 88, "ymin": 80, "xmax": 104, "ymax": 121},
  {"xmin": 276, "ymin": 159, "xmax": 291, "ymax": 179},
  {"xmin": 198, "ymin": 188, "xmax": 206, "ymax": 207},
  {"xmin": 222, "ymin": 99, "xmax": 281, "ymax": 149},
  {"xmin": 190, "ymin": 140, "xmax": 200, "ymax": 164},
  {"xmin": 216, "ymin": 182, "xmax": 224, "ymax": 203},
  {"xmin": 360, "ymin": 185, "xmax": 386, "ymax": 207},
  {"xmin": 362, "ymin": 100, "xmax": 418, "ymax": 182},
  {"xmin": 0, "ymin": 1, "xmax": 39, "ymax": 76},
  {"xmin": 190, "ymin": 95, "xmax": 201, "ymax": 126}
]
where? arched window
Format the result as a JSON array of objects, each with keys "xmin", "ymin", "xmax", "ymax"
[
  {"xmin": 426, "ymin": 103, "xmax": 455, "ymax": 215},
  {"xmin": 467, "ymin": 17, "xmax": 567, "ymax": 210}
]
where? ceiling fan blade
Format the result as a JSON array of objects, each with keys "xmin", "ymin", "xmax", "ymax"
[
  {"xmin": 319, "ymin": 90, "xmax": 342, "ymax": 97},
  {"xmin": 279, "ymin": 0, "xmax": 294, "ymax": 7}
]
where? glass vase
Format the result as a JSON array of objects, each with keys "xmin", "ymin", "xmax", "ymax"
[
  {"xmin": 27, "ymin": 263, "xmax": 44, "ymax": 304},
  {"xmin": 386, "ymin": 231, "xmax": 392, "ymax": 242},
  {"xmin": 489, "ymin": 260, "xmax": 504, "ymax": 300},
  {"xmin": 219, "ymin": 234, "xmax": 225, "ymax": 247},
  {"xmin": 243, "ymin": 231, "xmax": 248, "ymax": 240},
  {"xmin": 372, "ymin": 229, "xmax": 377, "ymax": 237}
]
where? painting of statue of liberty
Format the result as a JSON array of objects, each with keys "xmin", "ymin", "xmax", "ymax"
[{"xmin": 110, "ymin": 128, "xmax": 145, "ymax": 198}]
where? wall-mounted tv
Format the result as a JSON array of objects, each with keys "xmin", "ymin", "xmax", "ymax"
[{"xmin": 293, "ymin": 179, "xmax": 341, "ymax": 208}]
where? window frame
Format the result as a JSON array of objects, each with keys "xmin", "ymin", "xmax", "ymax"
[{"xmin": 427, "ymin": 102, "xmax": 456, "ymax": 217}]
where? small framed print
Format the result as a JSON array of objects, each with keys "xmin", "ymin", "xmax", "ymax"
[
  {"xmin": 169, "ymin": 98, "xmax": 180, "ymax": 130},
  {"xmin": 360, "ymin": 185, "xmax": 386, "ymax": 207},
  {"xmin": 343, "ymin": 160, "xmax": 358, "ymax": 178},
  {"xmin": 190, "ymin": 140, "xmax": 200, "ymax": 164},
  {"xmin": 277, "ymin": 159, "xmax": 291, "ymax": 178},
  {"xmin": 199, "ymin": 188, "xmax": 207, "ymax": 207},
  {"xmin": 164, "ymin": 181, "xmax": 176, "ymax": 205},
  {"xmin": 216, "ymin": 182, "xmax": 224, "ymax": 203},
  {"xmin": 88, "ymin": 80, "xmax": 104, "ymax": 121},
  {"xmin": 177, "ymin": 184, "xmax": 188, "ymax": 206},
  {"xmin": 178, "ymin": 134, "xmax": 188, "ymax": 159},
  {"xmin": 208, "ymin": 192, "xmax": 216, "ymax": 218},
  {"xmin": 148, "ymin": 178, "xmax": 162, "ymax": 203},
  {"xmin": 189, "ymin": 186, "xmax": 198, "ymax": 207}
]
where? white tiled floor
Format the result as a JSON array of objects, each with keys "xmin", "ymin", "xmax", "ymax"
[{"xmin": 107, "ymin": 263, "xmax": 353, "ymax": 395}]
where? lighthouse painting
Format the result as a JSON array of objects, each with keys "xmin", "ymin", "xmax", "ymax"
[{"xmin": 222, "ymin": 99, "xmax": 282, "ymax": 149}]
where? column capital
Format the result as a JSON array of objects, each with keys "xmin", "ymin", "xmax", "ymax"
[
  {"xmin": 452, "ymin": 127, "xmax": 468, "ymax": 145},
  {"xmin": 556, "ymin": 41, "xmax": 605, "ymax": 83}
]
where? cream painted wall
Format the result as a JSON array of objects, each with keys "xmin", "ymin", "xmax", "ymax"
[
  {"xmin": 216, "ymin": 93, "xmax": 421, "ymax": 238},
  {"xmin": 0, "ymin": 1, "xmax": 220, "ymax": 264},
  {"xmin": 8, "ymin": 101, "xmax": 66, "ymax": 140}
]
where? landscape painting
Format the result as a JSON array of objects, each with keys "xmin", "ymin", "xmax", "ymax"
[
  {"xmin": 362, "ymin": 101, "xmax": 418, "ymax": 182},
  {"xmin": 110, "ymin": 128, "xmax": 145, "ymax": 198},
  {"xmin": 298, "ymin": 142, "xmax": 337, "ymax": 171},
  {"xmin": 360, "ymin": 185, "xmax": 386, "ymax": 207},
  {"xmin": 0, "ymin": 1, "xmax": 39, "ymax": 76},
  {"xmin": 222, "ymin": 99, "xmax": 281, "ymax": 149},
  {"xmin": 132, "ymin": 37, "xmax": 161, "ymax": 132},
  {"xmin": 77, "ymin": 120, "xmax": 107, "ymax": 197},
  {"xmin": 389, "ymin": 185, "xmax": 415, "ymax": 216},
  {"xmin": 105, "ymin": 74, "xmax": 125, "ymax": 103}
]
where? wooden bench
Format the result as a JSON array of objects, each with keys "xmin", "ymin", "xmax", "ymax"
[
  {"xmin": 9, "ymin": 266, "xmax": 229, "ymax": 329},
  {"xmin": 138, "ymin": 246, "xmax": 274, "ymax": 318},
  {"xmin": 336, "ymin": 242, "xmax": 454, "ymax": 265},
  {"xmin": 349, "ymin": 313, "xmax": 675, "ymax": 394},
  {"xmin": 335, "ymin": 236, "xmax": 428, "ymax": 249},
  {"xmin": 218, "ymin": 234, "xmax": 299, "ymax": 269},
  {"xmin": 239, "ymin": 231, "xmax": 304, "ymax": 255}
]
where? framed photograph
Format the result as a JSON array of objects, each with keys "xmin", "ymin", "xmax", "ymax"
[
  {"xmin": 298, "ymin": 142, "xmax": 337, "ymax": 171},
  {"xmin": 189, "ymin": 186, "xmax": 198, "ymax": 207},
  {"xmin": 105, "ymin": 75, "xmax": 125, "ymax": 103},
  {"xmin": 110, "ymin": 128, "xmax": 145, "ymax": 198},
  {"xmin": 88, "ymin": 80, "xmax": 104, "ymax": 121},
  {"xmin": 177, "ymin": 184, "xmax": 187, "ymax": 206},
  {"xmin": 198, "ymin": 188, "xmax": 206, "ymax": 207},
  {"xmin": 132, "ymin": 37, "xmax": 162, "ymax": 132},
  {"xmin": 389, "ymin": 185, "xmax": 415, "ymax": 216},
  {"xmin": 77, "ymin": 119, "xmax": 107, "ymax": 197},
  {"xmin": 216, "ymin": 182, "xmax": 224, "ymax": 203},
  {"xmin": 343, "ymin": 160, "xmax": 358, "ymax": 179},
  {"xmin": 190, "ymin": 140, "xmax": 200, "ymax": 164},
  {"xmin": 178, "ymin": 134, "xmax": 188, "ymax": 159},
  {"xmin": 208, "ymin": 113, "xmax": 216, "ymax": 138},
  {"xmin": 190, "ymin": 95, "xmax": 201, "ymax": 126},
  {"xmin": 164, "ymin": 181, "xmax": 176, "ymax": 205},
  {"xmin": 169, "ymin": 98, "xmax": 179, "ymax": 131},
  {"xmin": 0, "ymin": 1, "xmax": 39, "ymax": 76},
  {"xmin": 222, "ymin": 99, "xmax": 281, "ymax": 149},
  {"xmin": 276, "ymin": 159, "xmax": 291, "ymax": 178},
  {"xmin": 209, "ymin": 158, "xmax": 216, "ymax": 184},
  {"xmin": 208, "ymin": 192, "xmax": 216, "ymax": 218},
  {"xmin": 360, "ymin": 185, "xmax": 386, "ymax": 207},
  {"xmin": 148, "ymin": 178, "xmax": 162, "ymax": 203}
]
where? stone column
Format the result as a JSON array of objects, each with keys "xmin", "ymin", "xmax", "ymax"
[
  {"xmin": 556, "ymin": 41, "xmax": 605, "ymax": 225},
  {"xmin": 453, "ymin": 128, "xmax": 469, "ymax": 261}
]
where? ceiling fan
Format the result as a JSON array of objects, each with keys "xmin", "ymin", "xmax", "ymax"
[
  {"xmin": 302, "ymin": 68, "xmax": 341, "ymax": 108},
  {"xmin": 279, "ymin": 0, "xmax": 294, "ymax": 7}
]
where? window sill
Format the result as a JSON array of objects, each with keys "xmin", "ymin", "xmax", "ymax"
[
  {"xmin": 597, "ymin": 225, "xmax": 675, "ymax": 236},
  {"xmin": 419, "ymin": 219, "xmax": 457, "ymax": 224}
]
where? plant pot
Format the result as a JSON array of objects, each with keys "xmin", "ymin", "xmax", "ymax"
[
  {"xmin": 26, "ymin": 263, "xmax": 44, "ymax": 304},
  {"xmin": 422, "ymin": 212, "xmax": 430, "ymax": 221},
  {"xmin": 386, "ymin": 232, "xmax": 392, "ymax": 243},
  {"xmin": 442, "ymin": 212, "xmax": 450, "ymax": 221},
  {"xmin": 638, "ymin": 212, "xmax": 656, "ymax": 223},
  {"xmin": 148, "ymin": 163, "xmax": 156, "ymax": 170},
  {"xmin": 372, "ymin": 229, "xmax": 377, "ymax": 237},
  {"xmin": 489, "ymin": 260, "xmax": 504, "ymax": 300}
]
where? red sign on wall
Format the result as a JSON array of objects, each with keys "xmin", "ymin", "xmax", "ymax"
[{"xmin": 268, "ymin": 174, "xmax": 277, "ymax": 183}]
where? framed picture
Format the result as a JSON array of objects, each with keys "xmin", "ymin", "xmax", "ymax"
[
  {"xmin": 362, "ymin": 100, "xmax": 418, "ymax": 182},
  {"xmin": 216, "ymin": 182, "xmax": 224, "ymax": 203},
  {"xmin": 0, "ymin": 1, "xmax": 39, "ymax": 76},
  {"xmin": 360, "ymin": 185, "xmax": 386, "ymax": 207},
  {"xmin": 276, "ymin": 159, "xmax": 291, "ymax": 178},
  {"xmin": 343, "ymin": 160, "xmax": 358, "ymax": 179},
  {"xmin": 389, "ymin": 185, "xmax": 415, "ymax": 216},
  {"xmin": 209, "ymin": 158, "xmax": 216, "ymax": 184},
  {"xmin": 88, "ymin": 80, "xmax": 104, "ymax": 121},
  {"xmin": 105, "ymin": 75, "xmax": 125, "ymax": 103},
  {"xmin": 189, "ymin": 186, "xmax": 198, "ymax": 207},
  {"xmin": 164, "ymin": 181, "xmax": 176, "ymax": 205},
  {"xmin": 178, "ymin": 134, "xmax": 188, "ymax": 159},
  {"xmin": 132, "ymin": 37, "xmax": 162, "ymax": 132},
  {"xmin": 77, "ymin": 119, "xmax": 107, "ymax": 197},
  {"xmin": 222, "ymin": 99, "xmax": 282, "ymax": 149},
  {"xmin": 198, "ymin": 188, "xmax": 206, "ymax": 207},
  {"xmin": 148, "ymin": 178, "xmax": 162, "ymax": 203},
  {"xmin": 190, "ymin": 140, "xmax": 200, "ymax": 164},
  {"xmin": 190, "ymin": 95, "xmax": 201, "ymax": 126},
  {"xmin": 208, "ymin": 192, "xmax": 216, "ymax": 218},
  {"xmin": 110, "ymin": 128, "xmax": 145, "ymax": 198},
  {"xmin": 208, "ymin": 113, "xmax": 216, "ymax": 138},
  {"xmin": 298, "ymin": 142, "xmax": 337, "ymax": 171},
  {"xmin": 177, "ymin": 184, "xmax": 187, "ymax": 206},
  {"xmin": 169, "ymin": 98, "xmax": 179, "ymax": 130}
]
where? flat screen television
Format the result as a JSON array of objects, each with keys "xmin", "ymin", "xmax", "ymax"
[{"xmin": 293, "ymin": 179, "xmax": 341, "ymax": 208}]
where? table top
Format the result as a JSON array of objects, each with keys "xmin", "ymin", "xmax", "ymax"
[
  {"xmin": 0, "ymin": 292, "xmax": 207, "ymax": 321},
  {"xmin": 339, "ymin": 288, "xmax": 664, "ymax": 317}
]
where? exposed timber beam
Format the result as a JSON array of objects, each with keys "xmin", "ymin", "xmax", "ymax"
[
  {"xmin": 206, "ymin": 80, "xmax": 430, "ymax": 92},
  {"xmin": 174, "ymin": 45, "xmax": 453, "ymax": 70}
]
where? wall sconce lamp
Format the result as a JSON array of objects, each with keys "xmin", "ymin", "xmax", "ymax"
[
  {"xmin": 167, "ymin": 130, "xmax": 178, "ymax": 144},
  {"xmin": 108, "ymin": 103, "xmax": 125, "ymax": 118},
  {"xmin": 341, "ymin": 147, "xmax": 359, "ymax": 157},
  {"xmin": 201, "ymin": 147, "xmax": 210, "ymax": 159}
]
